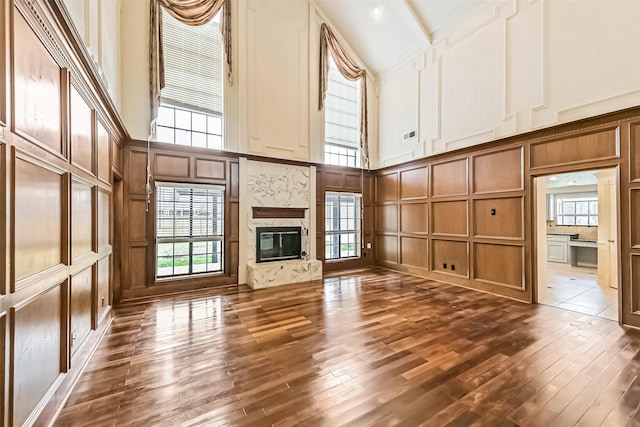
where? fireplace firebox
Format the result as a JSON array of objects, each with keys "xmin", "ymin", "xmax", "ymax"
[{"xmin": 256, "ymin": 226, "xmax": 302, "ymax": 263}]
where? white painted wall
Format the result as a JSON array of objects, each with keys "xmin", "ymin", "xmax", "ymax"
[
  {"xmin": 62, "ymin": 0, "xmax": 121, "ymax": 109},
  {"xmin": 376, "ymin": 0, "xmax": 640, "ymax": 168},
  {"xmin": 117, "ymin": 0, "xmax": 379, "ymax": 162}
]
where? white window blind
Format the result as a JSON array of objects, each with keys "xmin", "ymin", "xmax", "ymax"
[
  {"xmin": 325, "ymin": 55, "xmax": 360, "ymax": 149},
  {"xmin": 161, "ymin": 9, "xmax": 223, "ymax": 116}
]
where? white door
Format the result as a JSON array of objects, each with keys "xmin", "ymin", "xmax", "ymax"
[{"xmin": 596, "ymin": 170, "xmax": 618, "ymax": 288}]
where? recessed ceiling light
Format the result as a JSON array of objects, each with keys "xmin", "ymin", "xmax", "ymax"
[{"xmin": 371, "ymin": 5, "xmax": 383, "ymax": 19}]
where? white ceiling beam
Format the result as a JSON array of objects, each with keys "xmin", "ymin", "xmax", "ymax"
[{"xmin": 401, "ymin": 0, "xmax": 432, "ymax": 46}]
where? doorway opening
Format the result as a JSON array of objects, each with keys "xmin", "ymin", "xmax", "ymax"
[{"xmin": 534, "ymin": 168, "xmax": 619, "ymax": 321}]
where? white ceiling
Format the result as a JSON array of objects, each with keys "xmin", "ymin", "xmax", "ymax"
[
  {"xmin": 546, "ymin": 171, "xmax": 599, "ymax": 189},
  {"xmin": 313, "ymin": 0, "xmax": 492, "ymax": 76}
]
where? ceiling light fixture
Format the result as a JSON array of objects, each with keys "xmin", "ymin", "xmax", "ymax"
[{"xmin": 371, "ymin": 5, "xmax": 383, "ymax": 19}]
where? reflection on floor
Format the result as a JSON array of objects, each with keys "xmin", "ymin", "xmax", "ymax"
[{"xmin": 540, "ymin": 262, "xmax": 618, "ymax": 321}]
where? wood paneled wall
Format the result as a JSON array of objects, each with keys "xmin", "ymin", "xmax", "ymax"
[
  {"xmin": 316, "ymin": 165, "xmax": 375, "ymax": 271},
  {"xmin": 375, "ymin": 108, "xmax": 640, "ymax": 327},
  {"xmin": 121, "ymin": 142, "xmax": 239, "ymax": 301},
  {"xmin": 0, "ymin": 0, "xmax": 126, "ymax": 425}
]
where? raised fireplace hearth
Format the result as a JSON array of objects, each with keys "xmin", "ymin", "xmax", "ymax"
[{"xmin": 256, "ymin": 226, "xmax": 301, "ymax": 263}]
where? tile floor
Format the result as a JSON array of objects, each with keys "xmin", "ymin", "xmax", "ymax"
[{"xmin": 539, "ymin": 262, "xmax": 618, "ymax": 320}]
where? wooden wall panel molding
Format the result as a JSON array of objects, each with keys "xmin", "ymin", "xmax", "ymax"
[
  {"xmin": 376, "ymin": 204, "xmax": 398, "ymax": 233},
  {"xmin": 96, "ymin": 256, "xmax": 110, "ymax": 324},
  {"xmin": 400, "ymin": 165, "xmax": 428, "ymax": 200},
  {"xmin": 0, "ymin": 311, "xmax": 5, "ymax": 424},
  {"xmin": 473, "ymin": 196, "xmax": 524, "ymax": 240},
  {"xmin": 127, "ymin": 149, "xmax": 147, "ymax": 195},
  {"xmin": 376, "ymin": 171, "xmax": 398, "ymax": 202},
  {"xmin": 431, "ymin": 158, "xmax": 468, "ymax": 198},
  {"xmin": 127, "ymin": 199, "xmax": 147, "ymax": 243},
  {"xmin": 195, "ymin": 158, "xmax": 226, "ymax": 180},
  {"xmin": 13, "ymin": 152, "xmax": 65, "ymax": 286},
  {"xmin": 400, "ymin": 202, "xmax": 428, "ymax": 234},
  {"xmin": 473, "ymin": 243, "xmax": 525, "ymax": 289},
  {"xmin": 69, "ymin": 85, "xmax": 93, "ymax": 174},
  {"xmin": 70, "ymin": 266, "xmax": 92, "ymax": 357},
  {"xmin": 632, "ymin": 254, "xmax": 640, "ymax": 314},
  {"xmin": 631, "ymin": 189, "xmax": 640, "ymax": 249},
  {"xmin": 12, "ymin": 8, "xmax": 66, "ymax": 157},
  {"xmin": 70, "ymin": 177, "xmax": 93, "ymax": 260},
  {"xmin": 400, "ymin": 237, "xmax": 428, "ymax": 270},
  {"xmin": 10, "ymin": 280, "xmax": 65, "ymax": 427},
  {"xmin": 529, "ymin": 127, "xmax": 619, "ymax": 169},
  {"xmin": 154, "ymin": 153, "xmax": 190, "ymax": 178},
  {"xmin": 631, "ymin": 121, "xmax": 640, "ymax": 183},
  {"xmin": 96, "ymin": 120, "xmax": 110, "ymax": 184},
  {"xmin": 376, "ymin": 234, "xmax": 398, "ymax": 264},
  {"xmin": 473, "ymin": 147, "xmax": 523, "ymax": 194},
  {"xmin": 97, "ymin": 188, "xmax": 110, "ymax": 251},
  {"xmin": 431, "ymin": 239, "xmax": 469, "ymax": 278},
  {"xmin": 431, "ymin": 200, "xmax": 468, "ymax": 237}
]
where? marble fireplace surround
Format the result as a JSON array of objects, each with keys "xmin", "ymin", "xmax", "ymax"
[{"xmin": 239, "ymin": 159, "xmax": 322, "ymax": 288}]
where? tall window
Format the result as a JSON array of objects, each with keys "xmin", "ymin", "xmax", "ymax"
[
  {"xmin": 556, "ymin": 196, "xmax": 598, "ymax": 226},
  {"xmin": 156, "ymin": 183, "xmax": 224, "ymax": 278},
  {"xmin": 325, "ymin": 192, "xmax": 361, "ymax": 260},
  {"xmin": 155, "ymin": 9, "xmax": 224, "ymax": 149},
  {"xmin": 324, "ymin": 56, "xmax": 360, "ymax": 167}
]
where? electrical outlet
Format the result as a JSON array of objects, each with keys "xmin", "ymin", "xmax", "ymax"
[
  {"xmin": 491, "ymin": 209, "xmax": 496, "ymax": 215},
  {"xmin": 101, "ymin": 296, "xmax": 105, "ymax": 307},
  {"xmin": 366, "ymin": 242, "xmax": 372, "ymax": 249},
  {"xmin": 443, "ymin": 263, "xmax": 447, "ymax": 269},
  {"xmin": 451, "ymin": 265, "xmax": 456, "ymax": 271}
]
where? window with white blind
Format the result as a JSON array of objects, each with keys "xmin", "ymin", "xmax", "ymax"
[
  {"xmin": 324, "ymin": 55, "xmax": 360, "ymax": 167},
  {"xmin": 156, "ymin": 183, "xmax": 224, "ymax": 278},
  {"xmin": 155, "ymin": 9, "xmax": 224, "ymax": 149},
  {"xmin": 325, "ymin": 192, "xmax": 361, "ymax": 260}
]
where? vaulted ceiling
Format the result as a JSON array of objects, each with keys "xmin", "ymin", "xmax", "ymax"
[{"xmin": 313, "ymin": 0, "xmax": 492, "ymax": 77}]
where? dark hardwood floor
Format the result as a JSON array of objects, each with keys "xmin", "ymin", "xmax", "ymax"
[{"xmin": 55, "ymin": 268, "xmax": 640, "ymax": 426}]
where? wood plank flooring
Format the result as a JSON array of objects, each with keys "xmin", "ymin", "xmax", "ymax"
[{"xmin": 54, "ymin": 268, "xmax": 640, "ymax": 426}]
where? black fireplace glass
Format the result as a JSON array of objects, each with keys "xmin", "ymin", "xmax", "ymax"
[{"xmin": 256, "ymin": 226, "xmax": 301, "ymax": 263}]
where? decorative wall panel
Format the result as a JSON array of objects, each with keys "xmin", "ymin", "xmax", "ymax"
[
  {"xmin": 70, "ymin": 86, "xmax": 93, "ymax": 172},
  {"xmin": 376, "ymin": 172, "xmax": 398, "ymax": 202},
  {"xmin": 70, "ymin": 267, "xmax": 93, "ymax": 355},
  {"xmin": 195, "ymin": 158, "xmax": 225, "ymax": 180},
  {"xmin": 97, "ymin": 120, "xmax": 110, "ymax": 182},
  {"xmin": 431, "ymin": 239, "xmax": 468, "ymax": 277},
  {"xmin": 431, "ymin": 158, "xmax": 468, "ymax": 197},
  {"xmin": 14, "ymin": 156, "xmax": 63, "ymax": 282},
  {"xmin": 400, "ymin": 166, "xmax": 428, "ymax": 199},
  {"xmin": 400, "ymin": 237, "xmax": 428, "ymax": 269},
  {"xmin": 474, "ymin": 197, "xmax": 524, "ymax": 239},
  {"xmin": 400, "ymin": 203, "xmax": 428, "ymax": 234},
  {"xmin": 432, "ymin": 200, "xmax": 468, "ymax": 236},
  {"xmin": 71, "ymin": 179, "xmax": 93, "ymax": 259},
  {"xmin": 97, "ymin": 257, "xmax": 110, "ymax": 322},
  {"xmin": 11, "ymin": 283, "xmax": 63, "ymax": 426},
  {"xmin": 97, "ymin": 189, "xmax": 110, "ymax": 249},
  {"xmin": 12, "ymin": 10, "xmax": 63, "ymax": 154},
  {"xmin": 376, "ymin": 204, "xmax": 398, "ymax": 233},
  {"xmin": 473, "ymin": 147, "xmax": 523, "ymax": 193},
  {"xmin": 154, "ymin": 153, "xmax": 189, "ymax": 178},
  {"xmin": 474, "ymin": 243, "xmax": 524, "ymax": 289},
  {"xmin": 376, "ymin": 235, "xmax": 398, "ymax": 264},
  {"xmin": 530, "ymin": 128, "xmax": 618, "ymax": 169}
]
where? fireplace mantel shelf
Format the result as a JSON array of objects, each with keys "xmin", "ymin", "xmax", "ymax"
[{"xmin": 252, "ymin": 207, "xmax": 306, "ymax": 219}]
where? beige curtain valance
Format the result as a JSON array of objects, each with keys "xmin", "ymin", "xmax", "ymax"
[
  {"xmin": 319, "ymin": 23, "xmax": 369, "ymax": 169},
  {"xmin": 150, "ymin": 0, "xmax": 232, "ymax": 122}
]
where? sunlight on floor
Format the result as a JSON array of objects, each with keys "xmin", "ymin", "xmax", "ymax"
[{"xmin": 540, "ymin": 262, "xmax": 618, "ymax": 321}]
